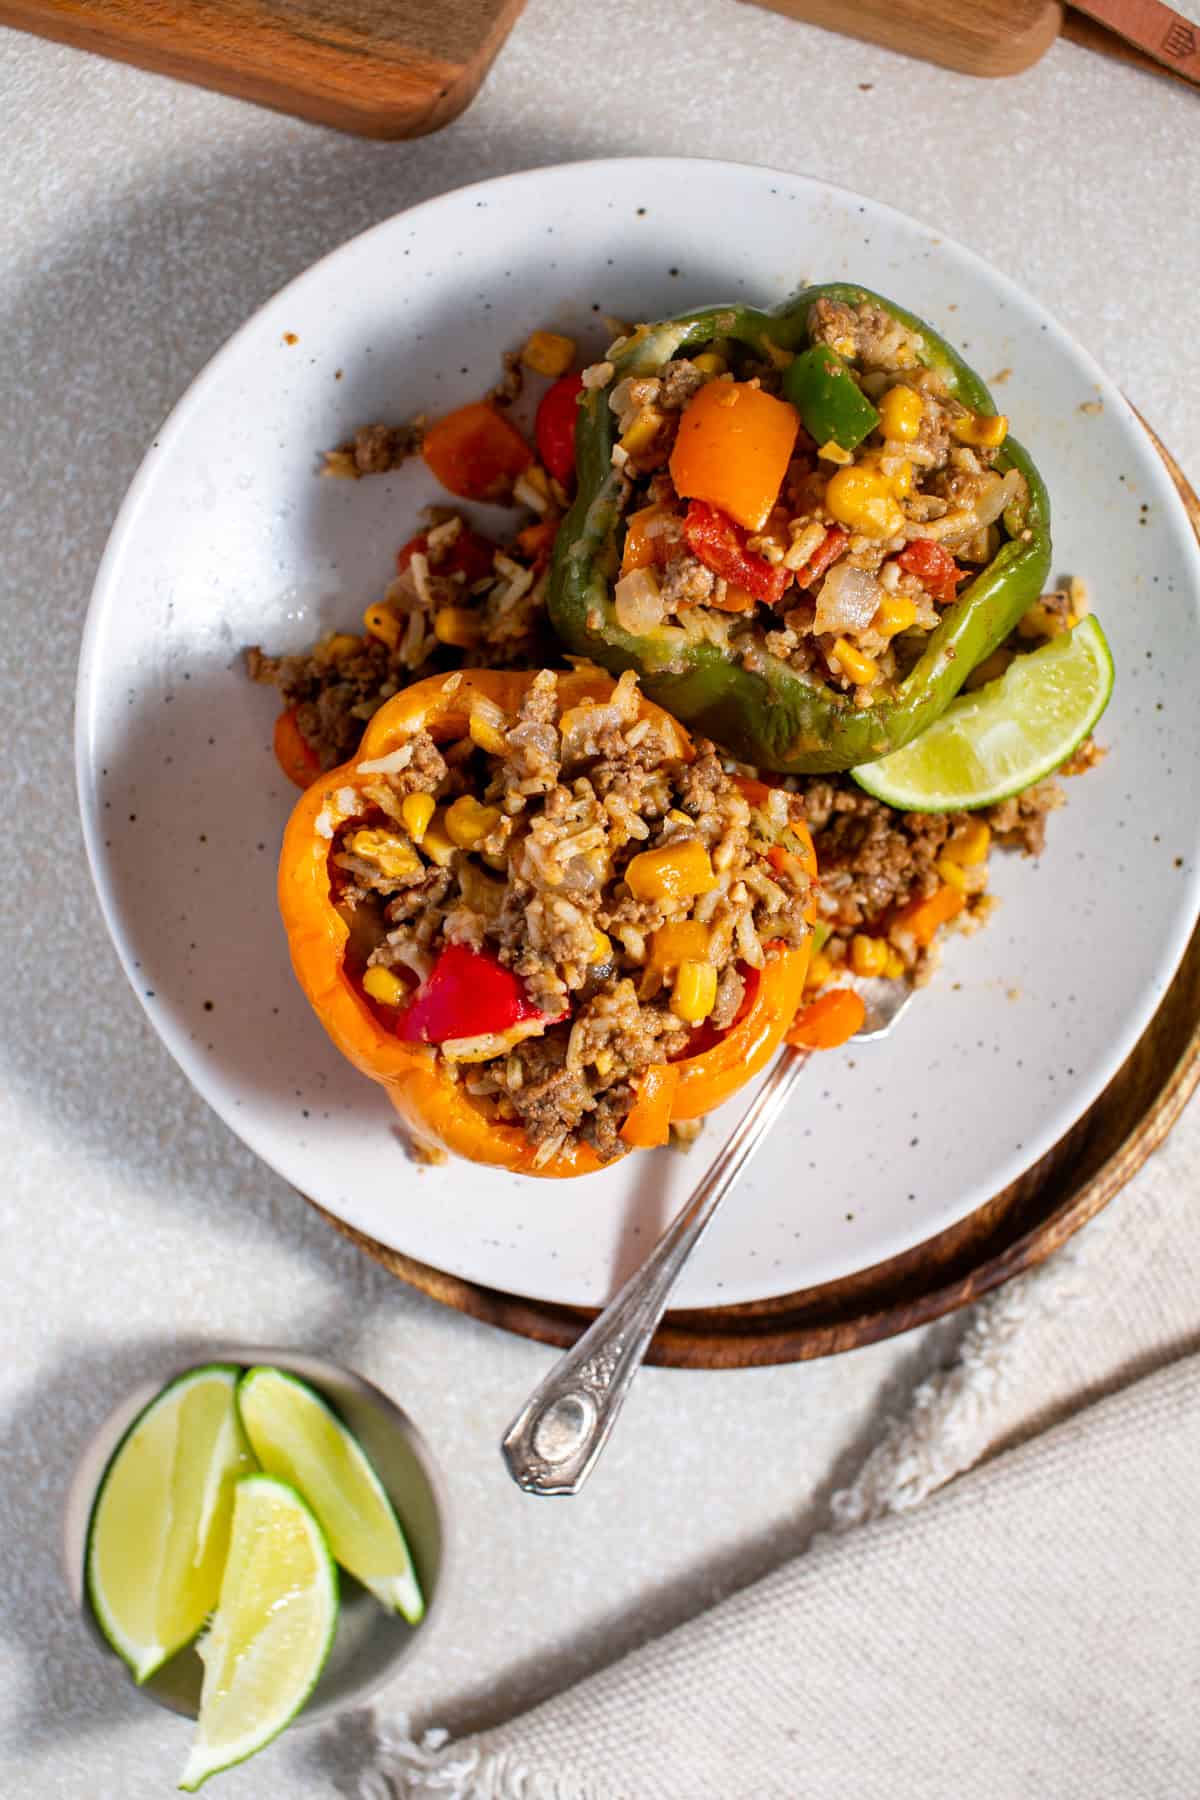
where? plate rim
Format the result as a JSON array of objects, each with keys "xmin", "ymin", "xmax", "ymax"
[{"xmin": 75, "ymin": 156, "xmax": 1200, "ymax": 1311}]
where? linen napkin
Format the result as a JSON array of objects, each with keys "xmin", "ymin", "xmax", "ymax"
[{"xmin": 364, "ymin": 1104, "xmax": 1200, "ymax": 1800}]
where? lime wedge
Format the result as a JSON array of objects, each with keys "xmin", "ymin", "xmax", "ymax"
[
  {"xmin": 86, "ymin": 1364, "xmax": 256, "ymax": 1683},
  {"xmin": 237, "ymin": 1367, "xmax": 424, "ymax": 1624},
  {"xmin": 180, "ymin": 1474, "xmax": 338, "ymax": 1791},
  {"xmin": 853, "ymin": 616, "xmax": 1113, "ymax": 811}
]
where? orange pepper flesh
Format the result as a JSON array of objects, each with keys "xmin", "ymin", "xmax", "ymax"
[
  {"xmin": 787, "ymin": 987, "xmax": 866, "ymax": 1051},
  {"xmin": 274, "ymin": 705, "xmax": 323, "ymax": 789},
  {"xmin": 619, "ymin": 1063, "xmax": 681, "ymax": 1149},
  {"xmin": 888, "ymin": 883, "xmax": 965, "ymax": 949},
  {"xmin": 668, "ymin": 381, "xmax": 800, "ymax": 532},
  {"xmin": 421, "ymin": 401, "xmax": 533, "ymax": 503},
  {"xmin": 279, "ymin": 670, "xmax": 812, "ymax": 1175}
]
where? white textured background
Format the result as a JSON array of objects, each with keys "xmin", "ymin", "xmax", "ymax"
[{"xmin": 2, "ymin": 10, "xmax": 1198, "ymax": 1797}]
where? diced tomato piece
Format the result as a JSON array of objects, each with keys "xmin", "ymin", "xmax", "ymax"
[
  {"xmin": 897, "ymin": 539, "xmax": 964, "ymax": 604},
  {"xmin": 792, "ymin": 526, "xmax": 849, "ymax": 590},
  {"xmin": 535, "ymin": 371, "xmax": 584, "ymax": 486},
  {"xmin": 397, "ymin": 527, "xmax": 496, "ymax": 586},
  {"xmin": 682, "ymin": 501, "xmax": 791, "ymax": 608}
]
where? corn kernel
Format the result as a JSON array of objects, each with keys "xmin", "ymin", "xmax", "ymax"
[
  {"xmin": 625, "ymin": 838, "xmax": 717, "ymax": 904},
  {"xmin": 883, "ymin": 947, "xmax": 906, "ymax": 981},
  {"xmin": 469, "ymin": 710, "xmax": 508, "ymax": 756},
  {"xmin": 935, "ymin": 857, "xmax": 969, "ymax": 894},
  {"xmin": 593, "ymin": 1048, "xmax": 614, "ymax": 1077},
  {"xmin": 817, "ymin": 439, "xmax": 853, "ymax": 466},
  {"xmin": 363, "ymin": 604, "xmax": 400, "ymax": 649},
  {"xmin": 950, "ymin": 411, "xmax": 1008, "ymax": 449},
  {"xmin": 667, "ymin": 809, "xmax": 694, "ymax": 828},
  {"xmin": 521, "ymin": 330, "xmax": 576, "ymax": 377},
  {"xmin": 944, "ymin": 820, "xmax": 991, "ymax": 867},
  {"xmin": 850, "ymin": 934, "xmax": 889, "ymax": 977},
  {"xmin": 824, "ymin": 464, "xmax": 904, "ymax": 538},
  {"xmin": 889, "ymin": 459, "xmax": 915, "ymax": 499},
  {"xmin": 691, "ymin": 352, "xmax": 727, "ymax": 376},
  {"xmin": 671, "ymin": 960, "xmax": 718, "ymax": 1024},
  {"xmin": 878, "ymin": 385, "xmax": 923, "ymax": 443},
  {"xmin": 873, "ymin": 593, "xmax": 918, "ymax": 637},
  {"xmin": 400, "ymin": 792, "xmax": 435, "ymax": 845},
  {"xmin": 832, "ymin": 637, "xmax": 880, "ymax": 687},
  {"xmin": 650, "ymin": 919, "xmax": 711, "ymax": 972},
  {"xmin": 324, "ymin": 633, "xmax": 361, "ymax": 659},
  {"xmin": 362, "ymin": 965, "xmax": 406, "ymax": 1007},
  {"xmin": 591, "ymin": 929, "xmax": 613, "ymax": 964},
  {"xmin": 830, "ymin": 334, "xmax": 857, "ymax": 360},
  {"xmin": 420, "ymin": 811, "xmax": 456, "ymax": 867},
  {"xmin": 619, "ymin": 407, "xmax": 663, "ymax": 457},
  {"xmin": 444, "ymin": 794, "xmax": 501, "ymax": 849},
  {"xmin": 434, "ymin": 607, "xmax": 483, "ymax": 649},
  {"xmin": 348, "ymin": 829, "xmax": 421, "ymax": 880},
  {"xmin": 858, "ymin": 450, "xmax": 913, "ymax": 500},
  {"xmin": 805, "ymin": 948, "xmax": 834, "ymax": 990}
]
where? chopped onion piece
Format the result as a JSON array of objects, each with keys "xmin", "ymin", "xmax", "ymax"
[
  {"xmin": 971, "ymin": 467, "xmax": 1023, "ymax": 530},
  {"xmin": 813, "ymin": 561, "xmax": 881, "ymax": 636},
  {"xmin": 614, "ymin": 566, "xmax": 667, "ymax": 636}
]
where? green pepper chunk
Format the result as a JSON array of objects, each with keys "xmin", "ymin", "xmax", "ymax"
[
  {"xmin": 783, "ymin": 343, "xmax": 879, "ymax": 451},
  {"xmin": 547, "ymin": 284, "xmax": 1052, "ymax": 775}
]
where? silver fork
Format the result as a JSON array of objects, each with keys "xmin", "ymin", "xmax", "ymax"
[{"xmin": 501, "ymin": 978, "xmax": 915, "ymax": 1496}]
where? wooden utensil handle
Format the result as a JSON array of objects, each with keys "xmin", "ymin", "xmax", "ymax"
[{"xmin": 1069, "ymin": 0, "xmax": 1200, "ymax": 82}]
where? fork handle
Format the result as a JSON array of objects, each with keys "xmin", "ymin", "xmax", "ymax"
[{"xmin": 500, "ymin": 1045, "xmax": 809, "ymax": 1496}]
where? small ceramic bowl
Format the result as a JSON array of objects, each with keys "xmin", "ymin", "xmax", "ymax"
[{"xmin": 62, "ymin": 1346, "xmax": 448, "ymax": 1724}]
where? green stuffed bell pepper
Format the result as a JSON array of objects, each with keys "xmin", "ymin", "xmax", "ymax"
[{"xmin": 547, "ymin": 283, "xmax": 1051, "ymax": 775}]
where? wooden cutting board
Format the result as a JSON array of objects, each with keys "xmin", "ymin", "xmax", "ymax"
[{"xmin": 0, "ymin": 0, "xmax": 530, "ymax": 137}]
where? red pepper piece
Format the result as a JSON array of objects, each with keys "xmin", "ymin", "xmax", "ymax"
[
  {"xmin": 682, "ymin": 501, "xmax": 791, "ymax": 607},
  {"xmin": 897, "ymin": 539, "xmax": 964, "ymax": 604},
  {"xmin": 535, "ymin": 372, "xmax": 585, "ymax": 486},
  {"xmin": 396, "ymin": 943, "xmax": 551, "ymax": 1045},
  {"xmin": 397, "ymin": 528, "xmax": 496, "ymax": 587},
  {"xmin": 792, "ymin": 526, "xmax": 849, "ymax": 590}
]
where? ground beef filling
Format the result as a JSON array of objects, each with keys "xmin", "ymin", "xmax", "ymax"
[{"xmin": 327, "ymin": 671, "xmax": 814, "ymax": 1165}]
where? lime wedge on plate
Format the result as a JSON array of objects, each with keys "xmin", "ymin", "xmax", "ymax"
[
  {"xmin": 237, "ymin": 1367, "xmax": 425, "ymax": 1624},
  {"xmin": 180, "ymin": 1474, "xmax": 338, "ymax": 1791},
  {"xmin": 86, "ymin": 1364, "xmax": 255, "ymax": 1683},
  {"xmin": 852, "ymin": 616, "xmax": 1113, "ymax": 812}
]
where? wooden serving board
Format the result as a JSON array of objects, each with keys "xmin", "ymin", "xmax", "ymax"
[
  {"xmin": 0, "ymin": 0, "xmax": 528, "ymax": 137},
  {"xmin": 309, "ymin": 421, "xmax": 1200, "ymax": 1369}
]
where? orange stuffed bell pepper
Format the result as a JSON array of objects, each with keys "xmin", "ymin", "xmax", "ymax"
[{"xmin": 278, "ymin": 667, "xmax": 817, "ymax": 1176}]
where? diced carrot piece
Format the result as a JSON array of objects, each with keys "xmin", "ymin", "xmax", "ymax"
[
  {"xmin": 786, "ymin": 987, "xmax": 866, "ymax": 1051},
  {"xmin": 421, "ymin": 402, "xmax": 533, "ymax": 503},
  {"xmin": 888, "ymin": 883, "xmax": 965, "ymax": 949},
  {"xmin": 709, "ymin": 580, "xmax": 759, "ymax": 612},
  {"xmin": 669, "ymin": 381, "xmax": 800, "ymax": 532},
  {"xmin": 621, "ymin": 504, "xmax": 674, "ymax": 575},
  {"xmin": 515, "ymin": 520, "xmax": 559, "ymax": 565},
  {"xmin": 619, "ymin": 1062, "xmax": 680, "ymax": 1148}
]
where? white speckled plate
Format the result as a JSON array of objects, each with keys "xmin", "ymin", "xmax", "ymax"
[{"xmin": 77, "ymin": 158, "xmax": 1200, "ymax": 1311}]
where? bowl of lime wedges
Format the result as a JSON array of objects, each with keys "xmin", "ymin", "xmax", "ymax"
[{"xmin": 63, "ymin": 1348, "xmax": 447, "ymax": 1788}]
